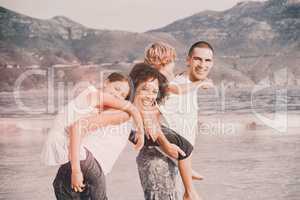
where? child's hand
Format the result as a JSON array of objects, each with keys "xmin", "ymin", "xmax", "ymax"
[
  {"xmin": 162, "ymin": 143, "xmax": 186, "ymax": 160},
  {"xmin": 71, "ymin": 170, "xmax": 85, "ymax": 192}
]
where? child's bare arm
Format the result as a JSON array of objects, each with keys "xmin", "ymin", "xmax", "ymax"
[{"xmin": 88, "ymin": 91, "xmax": 144, "ymax": 137}]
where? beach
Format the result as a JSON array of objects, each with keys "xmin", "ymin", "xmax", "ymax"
[{"xmin": 0, "ymin": 112, "xmax": 299, "ymax": 200}]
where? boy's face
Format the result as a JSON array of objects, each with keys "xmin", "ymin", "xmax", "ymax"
[
  {"xmin": 104, "ymin": 80, "xmax": 130, "ymax": 99},
  {"xmin": 164, "ymin": 61, "xmax": 175, "ymax": 71}
]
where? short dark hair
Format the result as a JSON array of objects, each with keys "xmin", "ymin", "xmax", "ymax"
[
  {"xmin": 129, "ymin": 63, "xmax": 168, "ymax": 105},
  {"xmin": 106, "ymin": 72, "xmax": 128, "ymax": 82},
  {"xmin": 188, "ymin": 41, "xmax": 214, "ymax": 56}
]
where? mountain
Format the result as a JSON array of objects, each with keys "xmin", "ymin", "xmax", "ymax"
[
  {"xmin": 150, "ymin": 0, "xmax": 300, "ymax": 85},
  {"xmin": 0, "ymin": 6, "xmax": 183, "ymax": 67},
  {"xmin": 0, "ymin": 0, "xmax": 299, "ymax": 91},
  {"xmin": 151, "ymin": 0, "xmax": 300, "ymax": 55}
]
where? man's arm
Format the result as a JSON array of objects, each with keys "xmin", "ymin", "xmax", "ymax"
[
  {"xmin": 67, "ymin": 109, "xmax": 131, "ymax": 192},
  {"xmin": 166, "ymin": 78, "xmax": 213, "ymax": 95},
  {"xmin": 68, "ymin": 120, "xmax": 85, "ymax": 192}
]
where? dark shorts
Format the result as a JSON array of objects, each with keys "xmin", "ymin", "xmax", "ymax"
[
  {"xmin": 129, "ymin": 125, "xmax": 193, "ymax": 160},
  {"xmin": 53, "ymin": 149, "xmax": 108, "ymax": 200}
]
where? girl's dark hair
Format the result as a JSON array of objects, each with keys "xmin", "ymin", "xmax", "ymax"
[
  {"xmin": 106, "ymin": 72, "xmax": 131, "ymax": 100},
  {"xmin": 129, "ymin": 63, "xmax": 168, "ymax": 105},
  {"xmin": 107, "ymin": 72, "xmax": 128, "ymax": 82}
]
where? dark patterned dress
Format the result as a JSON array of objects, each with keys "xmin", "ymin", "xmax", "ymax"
[{"xmin": 136, "ymin": 146, "xmax": 179, "ymax": 200}]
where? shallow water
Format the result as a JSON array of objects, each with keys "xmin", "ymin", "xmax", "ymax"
[
  {"xmin": 193, "ymin": 127, "xmax": 300, "ymax": 200},
  {"xmin": 0, "ymin": 114, "xmax": 299, "ymax": 200},
  {"xmin": 1, "ymin": 88, "xmax": 300, "ymax": 117}
]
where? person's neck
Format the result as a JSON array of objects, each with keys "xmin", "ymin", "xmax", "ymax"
[{"xmin": 187, "ymin": 67, "xmax": 194, "ymax": 82}]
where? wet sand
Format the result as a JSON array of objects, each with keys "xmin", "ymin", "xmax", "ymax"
[{"xmin": 0, "ymin": 113, "xmax": 300, "ymax": 200}]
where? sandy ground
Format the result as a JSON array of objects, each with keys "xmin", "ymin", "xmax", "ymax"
[{"xmin": 0, "ymin": 112, "xmax": 300, "ymax": 200}]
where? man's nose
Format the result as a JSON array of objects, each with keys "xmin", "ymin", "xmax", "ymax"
[
  {"xmin": 201, "ymin": 62, "xmax": 209, "ymax": 69},
  {"xmin": 197, "ymin": 64, "xmax": 207, "ymax": 70}
]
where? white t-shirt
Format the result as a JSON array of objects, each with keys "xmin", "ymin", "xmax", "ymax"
[
  {"xmin": 41, "ymin": 84, "xmax": 133, "ymax": 175},
  {"xmin": 83, "ymin": 120, "xmax": 133, "ymax": 175},
  {"xmin": 41, "ymin": 85, "xmax": 99, "ymax": 166},
  {"xmin": 159, "ymin": 74, "xmax": 198, "ymax": 146}
]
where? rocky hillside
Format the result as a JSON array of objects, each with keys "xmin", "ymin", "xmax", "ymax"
[
  {"xmin": 0, "ymin": 0, "xmax": 299, "ymax": 91},
  {"xmin": 152, "ymin": 0, "xmax": 300, "ymax": 55},
  {"xmin": 150, "ymin": 0, "xmax": 300, "ymax": 85},
  {"xmin": 0, "ymin": 7, "xmax": 183, "ymax": 67}
]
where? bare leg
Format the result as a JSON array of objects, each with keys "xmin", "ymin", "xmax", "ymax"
[
  {"xmin": 190, "ymin": 154, "xmax": 203, "ymax": 181},
  {"xmin": 192, "ymin": 169, "xmax": 203, "ymax": 181},
  {"xmin": 178, "ymin": 154, "xmax": 202, "ymax": 200}
]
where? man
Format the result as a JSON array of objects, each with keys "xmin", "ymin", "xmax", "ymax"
[
  {"xmin": 160, "ymin": 41, "xmax": 214, "ymax": 200},
  {"xmin": 159, "ymin": 41, "xmax": 214, "ymax": 147}
]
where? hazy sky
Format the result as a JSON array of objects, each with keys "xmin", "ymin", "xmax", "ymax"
[{"xmin": 0, "ymin": 0, "xmax": 266, "ymax": 32}]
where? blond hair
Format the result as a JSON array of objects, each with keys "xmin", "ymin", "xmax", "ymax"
[{"xmin": 144, "ymin": 42, "xmax": 176, "ymax": 68}]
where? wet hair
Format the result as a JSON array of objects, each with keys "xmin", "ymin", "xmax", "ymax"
[
  {"xmin": 129, "ymin": 63, "xmax": 168, "ymax": 105},
  {"xmin": 188, "ymin": 41, "xmax": 214, "ymax": 56},
  {"xmin": 144, "ymin": 42, "xmax": 176, "ymax": 68},
  {"xmin": 106, "ymin": 72, "xmax": 128, "ymax": 83}
]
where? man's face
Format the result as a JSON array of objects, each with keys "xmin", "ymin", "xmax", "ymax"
[{"xmin": 187, "ymin": 47, "xmax": 213, "ymax": 81}]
